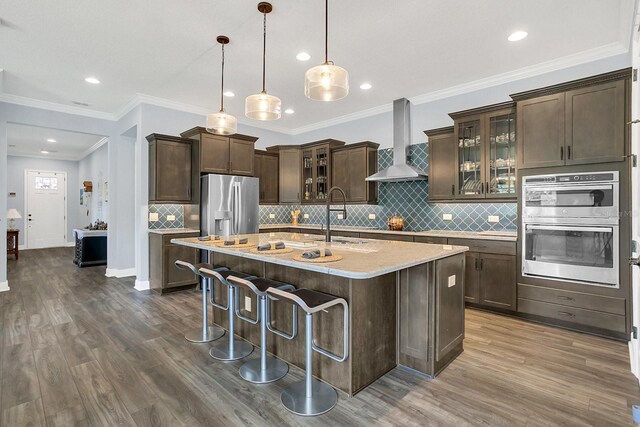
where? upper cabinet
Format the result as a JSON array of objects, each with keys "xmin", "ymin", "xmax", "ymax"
[
  {"xmin": 512, "ymin": 69, "xmax": 630, "ymax": 169},
  {"xmin": 331, "ymin": 141, "xmax": 379, "ymax": 204},
  {"xmin": 180, "ymin": 127, "xmax": 258, "ymax": 176},
  {"xmin": 273, "ymin": 147, "xmax": 301, "ymax": 203},
  {"xmin": 147, "ymin": 134, "xmax": 193, "ymax": 203},
  {"xmin": 424, "ymin": 127, "xmax": 456, "ymax": 200},
  {"xmin": 448, "ymin": 102, "xmax": 517, "ymax": 200},
  {"xmin": 300, "ymin": 139, "xmax": 345, "ymax": 203},
  {"xmin": 254, "ymin": 150, "xmax": 279, "ymax": 204}
]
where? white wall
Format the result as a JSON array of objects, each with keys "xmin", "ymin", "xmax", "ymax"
[
  {"xmin": 7, "ymin": 156, "xmax": 80, "ymax": 247},
  {"xmin": 0, "ymin": 117, "xmax": 7, "ymax": 287},
  {"xmin": 78, "ymin": 142, "xmax": 109, "ymax": 225}
]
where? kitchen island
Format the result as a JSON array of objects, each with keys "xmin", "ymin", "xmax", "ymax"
[{"xmin": 172, "ymin": 232, "xmax": 468, "ymax": 396}]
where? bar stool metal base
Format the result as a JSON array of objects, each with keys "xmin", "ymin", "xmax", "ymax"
[
  {"xmin": 239, "ymin": 356, "xmax": 289, "ymax": 384},
  {"xmin": 184, "ymin": 326, "xmax": 225, "ymax": 343},
  {"xmin": 281, "ymin": 380, "xmax": 338, "ymax": 416},
  {"xmin": 209, "ymin": 339, "xmax": 253, "ymax": 361}
]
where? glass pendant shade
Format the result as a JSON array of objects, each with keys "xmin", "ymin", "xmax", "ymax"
[
  {"xmin": 304, "ymin": 63, "xmax": 349, "ymax": 101},
  {"xmin": 206, "ymin": 110, "xmax": 237, "ymax": 135},
  {"xmin": 245, "ymin": 92, "xmax": 281, "ymax": 121}
]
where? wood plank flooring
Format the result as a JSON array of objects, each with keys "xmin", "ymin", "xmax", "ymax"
[{"xmin": 3, "ymin": 247, "xmax": 639, "ymax": 426}]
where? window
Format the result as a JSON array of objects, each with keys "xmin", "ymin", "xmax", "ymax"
[{"xmin": 35, "ymin": 176, "xmax": 58, "ymax": 190}]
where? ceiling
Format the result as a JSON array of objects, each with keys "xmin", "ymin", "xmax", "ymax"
[
  {"xmin": 0, "ymin": 0, "xmax": 634, "ymax": 133},
  {"xmin": 7, "ymin": 123, "xmax": 107, "ymax": 161}
]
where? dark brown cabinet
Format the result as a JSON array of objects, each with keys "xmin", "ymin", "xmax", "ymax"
[
  {"xmin": 425, "ymin": 127, "xmax": 456, "ymax": 200},
  {"xmin": 147, "ymin": 134, "xmax": 193, "ymax": 203},
  {"xmin": 254, "ymin": 150, "xmax": 279, "ymax": 204},
  {"xmin": 331, "ymin": 142, "xmax": 378, "ymax": 203},
  {"xmin": 513, "ymin": 69, "xmax": 629, "ymax": 169},
  {"xmin": 149, "ymin": 231, "xmax": 199, "ymax": 294},
  {"xmin": 300, "ymin": 139, "xmax": 345, "ymax": 203},
  {"xmin": 180, "ymin": 127, "xmax": 258, "ymax": 176},
  {"xmin": 463, "ymin": 252, "xmax": 480, "ymax": 303},
  {"xmin": 276, "ymin": 147, "xmax": 302, "ymax": 203},
  {"xmin": 464, "ymin": 252, "xmax": 516, "ymax": 310}
]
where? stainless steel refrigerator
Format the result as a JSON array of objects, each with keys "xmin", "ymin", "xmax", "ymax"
[{"xmin": 200, "ymin": 174, "xmax": 259, "ymax": 238}]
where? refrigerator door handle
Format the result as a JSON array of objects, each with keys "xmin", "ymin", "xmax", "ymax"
[{"xmin": 232, "ymin": 182, "xmax": 241, "ymax": 236}]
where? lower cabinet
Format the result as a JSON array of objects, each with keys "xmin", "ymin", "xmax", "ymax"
[
  {"xmin": 149, "ymin": 232, "xmax": 199, "ymax": 294},
  {"xmin": 463, "ymin": 252, "xmax": 517, "ymax": 311}
]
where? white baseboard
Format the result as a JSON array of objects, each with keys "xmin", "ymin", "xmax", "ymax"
[
  {"xmin": 65, "ymin": 241, "xmax": 75, "ymax": 247},
  {"xmin": 105, "ymin": 268, "xmax": 136, "ymax": 278},
  {"xmin": 19, "ymin": 241, "xmax": 75, "ymax": 250},
  {"xmin": 134, "ymin": 280, "xmax": 150, "ymax": 291},
  {"xmin": 0, "ymin": 281, "xmax": 9, "ymax": 293}
]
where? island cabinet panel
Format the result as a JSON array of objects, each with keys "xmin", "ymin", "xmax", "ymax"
[
  {"xmin": 435, "ymin": 254, "xmax": 465, "ymax": 362},
  {"xmin": 516, "ymin": 93, "xmax": 565, "ymax": 169},
  {"xmin": 278, "ymin": 148, "xmax": 302, "ymax": 203},
  {"xmin": 565, "ymin": 79, "xmax": 626, "ymax": 165},
  {"xmin": 147, "ymin": 134, "xmax": 193, "ymax": 203},
  {"xmin": 149, "ymin": 232, "xmax": 199, "ymax": 293},
  {"xmin": 398, "ymin": 263, "xmax": 431, "ymax": 374},
  {"xmin": 426, "ymin": 128, "xmax": 456, "ymax": 200},
  {"xmin": 254, "ymin": 150, "xmax": 279, "ymax": 204}
]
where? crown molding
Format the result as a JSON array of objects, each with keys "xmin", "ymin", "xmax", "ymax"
[
  {"xmin": 0, "ymin": 92, "xmax": 114, "ymax": 120},
  {"xmin": 290, "ymin": 103, "xmax": 392, "ymax": 135},
  {"xmin": 78, "ymin": 136, "xmax": 109, "ymax": 161}
]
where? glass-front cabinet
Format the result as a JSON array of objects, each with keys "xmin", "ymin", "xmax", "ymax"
[
  {"xmin": 300, "ymin": 139, "xmax": 345, "ymax": 204},
  {"xmin": 451, "ymin": 102, "xmax": 516, "ymax": 200}
]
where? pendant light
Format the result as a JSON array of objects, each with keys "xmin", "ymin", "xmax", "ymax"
[
  {"xmin": 304, "ymin": 0, "xmax": 349, "ymax": 101},
  {"xmin": 206, "ymin": 35, "xmax": 238, "ymax": 135},
  {"xmin": 245, "ymin": 2, "xmax": 281, "ymax": 121}
]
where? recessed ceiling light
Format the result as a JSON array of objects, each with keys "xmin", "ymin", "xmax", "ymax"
[
  {"xmin": 72, "ymin": 101, "xmax": 90, "ymax": 106},
  {"xmin": 46, "ymin": 138, "xmax": 56, "ymax": 143},
  {"xmin": 8, "ymin": 144, "xmax": 15, "ymax": 148},
  {"xmin": 296, "ymin": 52, "xmax": 311, "ymax": 61},
  {"xmin": 84, "ymin": 77, "xmax": 101, "ymax": 84},
  {"xmin": 40, "ymin": 150, "xmax": 49, "ymax": 154},
  {"xmin": 224, "ymin": 91, "xmax": 235, "ymax": 97},
  {"xmin": 284, "ymin": 108, "xmax": 295, "ymax": 114},
  {"xmin": 508, "ymin": 31, "xmax": 528, "ymax": 42},
  {"xmin": 360, "ymin": 83, "xmax": 372, "ymax": 90}
]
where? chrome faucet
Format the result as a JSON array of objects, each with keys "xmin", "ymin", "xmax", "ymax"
[{"xmin": 326, "ymin": 186, "xmax": 347, "ymax": 242}]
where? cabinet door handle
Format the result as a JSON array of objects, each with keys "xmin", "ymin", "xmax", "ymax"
[
  {"xmin": 486, "ymin": 182, "xmax": 489, "ymax": 194},
  {"xmin": 557, "ymin": 295, "xmax": 574, "ymax": 301},
  {"xmin": 560, "ymin": 146, "xmax": 564, "ymax": 160},
  {"xmin": 475, "ymin": 258, "xmax": 478, "ymax": 270},
  {"xmin": 229, "ymin": 161, "xmax": 232, "ymax": 171},
  {"xmin": 567, "ymin": 146, "xmax": 571, "ymax": 160},
  {"xmin": 557, "ymin": 311, "xmax": 575, "ymax": 318},
  {"xmin": 479, "ymin": 259, "xmax": 484, "ymax": 270},
  {"xmin": 451, "ymin": 184, "xmax": 455, "ymax": 196}
]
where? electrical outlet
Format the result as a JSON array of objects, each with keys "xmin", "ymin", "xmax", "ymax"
[
  {"xmin": 443, "ymin": 213, "xmax": 453, "ymax": 221},
  {"xmin": 303, "ymin": 213, "xmax": 309, "ymax": 219},
  {"xmin": 166, "ymin": 214, "xmax": 176, "ymax": 221},
  {"xmin": 448, "ymin": 275, "xmax": 456, "ymax": 287},
  {"xmin": 337, "ymin": 214, "xmax": 344, "ymax": 220},
  {"xmin": 245, "ymin": 296, "xmax": 251, "ymax": 312},
  {"xmin": 269, "ymin": 213, "xmax": 275, "ymax": 219},
  {"xmin": 368, "ymin": 213, "xmax": 376, "ymax": 220},
  {"xmin": 149, "ymin": 213, "xmax": 159, "ymax": 221},
  {"xmin": 488, "ymin": 215, "xmax": 500, "ymax": 223}
]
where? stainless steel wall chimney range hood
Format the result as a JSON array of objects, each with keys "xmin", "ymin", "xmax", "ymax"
[{"xmin": 366, "ymin": 98, "xmax": 428, "ymax": 182}]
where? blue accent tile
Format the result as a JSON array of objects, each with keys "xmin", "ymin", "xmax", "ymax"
[{"xmin": 148, "ymin": 204, "xmax": 185, "ymax": 229}]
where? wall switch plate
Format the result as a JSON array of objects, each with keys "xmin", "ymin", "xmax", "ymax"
[
  {"xmin": 337, "ymin": 214, "xmax": 344, "ymax": 220},
  {"xmin": 368, "ymin": 213, "xmax": 376, "ymax": 220},
  {"xmin": 303, "ymin": 213, "xmax": 309, "ymax": 219},
  {"xmin": 443, "ymin": 213, "xmax": 453, "ymax": 221},
  {"xmin": 448, "ymin": 275, "xmax": 456, "ymax": 287},
  {"xmin": 149, "ymin": 213, "xmax": 159, "ymax": 221},
  {"xmin": 245, "ymin": 296, "xmax": 252, "ymax": 312},
  {"xmin": 269, "ymin": 213, "xmax": 275, "ymax": 219},
  {"xmin": 166, "ymin": 214, "xmax": 176, "ymax": 221},
  {"xmin": 488, "ymin": 215, "xmax": 500, "ymax": 223}
]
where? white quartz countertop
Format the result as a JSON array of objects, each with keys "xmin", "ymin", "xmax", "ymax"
[
  {"xmin": 171, "ymin": 232, "xmax": 468, "ymax": 279},
  {"xmin": 259, "ymin": 224, "xmax": 517, "ymax": 242},
  {"xmin": 148, "ymin": 228, "xmax": 200, "ymax": 235}
]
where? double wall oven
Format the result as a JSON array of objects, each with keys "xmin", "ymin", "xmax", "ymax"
[{"xmin": 522, "ymin": 172, "xmax": 619, "ymax": 288}]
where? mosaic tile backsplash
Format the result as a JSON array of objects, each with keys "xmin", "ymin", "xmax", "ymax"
[{"xmin": 151, "ymin": 143, "xmax": 517, "ymax": 232}]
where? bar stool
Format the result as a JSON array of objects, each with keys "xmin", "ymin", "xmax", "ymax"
[
  {"xmin": 227, "ymin": 275, "xmax": 298, "ymax": 384},
  {"xmin": 199, "ymin": 267, "xmax": 257, "ymax": 361},
  {"xmin": 265, "ymin": 287, "xmax": 349, "ymax": 417},
  {"xmin": 174, "ymin": 261, "xmax": 228, "ymax": 343}
]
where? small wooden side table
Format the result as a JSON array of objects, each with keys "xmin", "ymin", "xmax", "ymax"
[{"xmin": 7, "ymin": 230, "xmax": 19, "ymax": 260}]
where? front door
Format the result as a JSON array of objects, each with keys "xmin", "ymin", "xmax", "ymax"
[{"xmin": 26, "ymin": 170, "xmax": 67, "ymax": 249}]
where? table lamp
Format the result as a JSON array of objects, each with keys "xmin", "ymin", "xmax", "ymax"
[{"xmin": 7, "ymin": 208, "xmax": 22, "ymax": 230}]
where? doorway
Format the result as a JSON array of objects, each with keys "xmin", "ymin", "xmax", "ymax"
[{"xmin": 25, "ymin": 170, "xmax": 67, "ymax": 249}]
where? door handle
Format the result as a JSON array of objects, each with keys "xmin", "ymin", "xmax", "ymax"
[
  {"xmin": 479, "ymin": 259, "xmax": 484, "ymax": 270},
  {"xmin": 567, "ymin": 146, "xmax": 571, "ymax": 160},
  {"xmin": 451, "ymin": 184, "xmax": 455, "ymax": 196},
  {"xmin": 475, "ymin": 258, "xmax": 478, "ymax": 270},
  {"xmin": 556, "ymin": 295, "xmax": 574, "ymax": 301},
  {"xmin": 557, "ymin": 311, "xmax": 575, "ymax": 318},
  {"xmin": 486, "ymin": 182, "xmax": 489, "ymax": 194},
  {"xmin": 560, "ymin": 146, "xmax": 564, "ymax": 160}
]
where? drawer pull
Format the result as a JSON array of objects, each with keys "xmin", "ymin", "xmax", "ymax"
[
  {"xmin": 557, "ymin": 311, "xmax": 575, "ymax": 318},
  {"xmin": 556, "ymin": 296, "xmax": 574, "ymax": 301}
]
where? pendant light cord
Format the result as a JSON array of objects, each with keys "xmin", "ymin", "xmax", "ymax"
[
  {"xmin": 220, "ymin": 43, "xmax": 225, "ymax": 112},
  {"xmin": 262, "ymin": 11, "xmax": 267, "ymax": 93},
  {"xmin": 324, "ymin": 0, "xmax": 328, "ymax": 64}
]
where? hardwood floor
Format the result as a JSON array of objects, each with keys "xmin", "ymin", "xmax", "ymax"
[{"xmin": 3, "ymin": 247, "xmax": 639, "ymax": 426}]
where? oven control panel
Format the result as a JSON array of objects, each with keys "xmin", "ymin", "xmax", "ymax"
[{"xmin": 524, "ymin": 172, "xmax": 617, "ymax": 184}]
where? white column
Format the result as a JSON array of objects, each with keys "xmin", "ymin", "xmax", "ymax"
[{"xmin": 0, "ymin": 116, "xmax": 9, "ymax": 291}]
